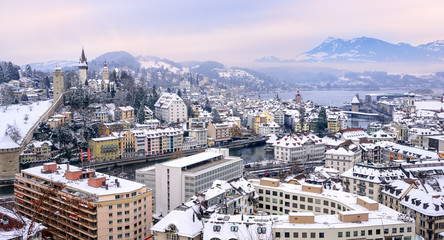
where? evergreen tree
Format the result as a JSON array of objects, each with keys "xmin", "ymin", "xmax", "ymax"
[
  {"xmin": 85, "ymin": 79, "xmax": 88, "ymax": 86},
  {"xmin": 315, "ymin": 107, "xmax": 328, "ymax": 135},
  {"xmin": 137, "ymin": 108, "xmax": 146, "ymax": 123},
  {"xmin": 177, "ymin": 89, "xmax": 182, "ymax": 98},
  {"xmin": 21, "ymin": 94, "xmax": 29, "ymax": 101},
  {"xmin": 111, "ymin": 85, "xmax": 116, "ymax": 98},
  {"xmin": 167, "ymin": 87, "xmax": 171, "ymax": 93},
  {"xmin": 204, "ymin": 98, "xmax": 212, "ymax": 112},
  {"xmin": 211, "ymin": 109, "xmax": 222, "ymax": 123},
  {"xmin": 107, "ymin": 84, "xmax": 110, "ymax": 93}
]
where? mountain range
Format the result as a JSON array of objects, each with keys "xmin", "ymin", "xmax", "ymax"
[{"xmin": 257, "ymin": 37, "xmax": 444, "ymax": 63}]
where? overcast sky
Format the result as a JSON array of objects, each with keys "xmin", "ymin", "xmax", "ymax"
[{"xmin": 2, "ymin": 0, "xmax": 444, "ymax": 66}]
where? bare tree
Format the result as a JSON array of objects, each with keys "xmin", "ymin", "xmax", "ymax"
[{"xmin": 0, "ymin": 84, "xmax": 14, "ymax": 111}]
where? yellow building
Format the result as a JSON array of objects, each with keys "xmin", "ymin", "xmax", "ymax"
[
  {"xmin": 88, "ymin": 136, "xmax": 119, "ymax": 162},
  {"xmin": 94, "ymin": 111, "xmax": 109, "ymax": 122},
  {"xmin": 327, "ymin": 118, "xmax": 340, "ymax": 133},
  {"xmin": 294, "ymin": 121, "xmax": 310, "ymax": 132},
  {"xmin": 253, "ymin": 111, "xmax": 274, "ymax": 134}
]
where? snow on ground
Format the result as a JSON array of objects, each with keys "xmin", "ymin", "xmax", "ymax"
[
  {"xmin": 139, "ymin": 60, "xmax": 182, "ymax": 74},
  {"xmin": 0, "ymin": 100, "xmax": 53, "ymax": 147}
]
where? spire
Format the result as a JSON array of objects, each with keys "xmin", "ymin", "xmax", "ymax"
[{"xmin": 80, "ymin": 46, "xmax": 87, "ymax": 64}]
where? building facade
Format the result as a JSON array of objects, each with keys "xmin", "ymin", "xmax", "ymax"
[{"xmin": 14, "ymin": 163, "xmax": 152, "ymax": 240}]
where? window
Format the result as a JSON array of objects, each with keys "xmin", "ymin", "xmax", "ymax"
[
  {"xmin": 257, "ymin": 227, "xmax": 266, "ymax": 234},
  {"xmin": 109, "ymin": 228, "xmax": 113, "ymax": 232},
  {"xmin": 293, "ymin": 232, "xmax": 299, "ymax": 238},
  {"xmin": 272, "ymin": 191, "xmax": 277, "ymax": 196},
  {"xmin": 310, "ymin": 233, "xmax": 315, "ymax": 238},
  {"xmin": 275, "ymin": 232, "xmax": 281, "ymax": 238},
  {"xmin": 300, "ymin": 197, "xmax": 305, "ymax": 202},
  {"xmin": 338, "ymin": 232, "xmax": 343, "ymax": 238},
  {"xmin": 354, "ymin": 231, "xmax": 358, "ymax": 237},
  {"xmin": 285, "ymin": 194, "xmax": 290, "ymax": 199},
  {"xmin": 213, "ymin": 225, "xmax": 221, "ymax": 232},
  {"xmin": 302, "ymin": 232, "xmax": 307, "ymax": 238},
  {"xmin": 400, "ymin": 227, "xmax": 404, "ymax": 233},
  {"xmin": 117, "ymin": 227, "xmax": 122, "ymax": 231},
  {"xmin": 308, "ymin": 198, "xmax": 313, "ymax": 203},
  {"xmin": 368, "ymin": 229, "xmax": 373, "ymax": 235},
  {"xmin": 376, "ymin": 229, "xmax": 381, "ymax": 234},
  {"xmin": 117, "ymin": 219, "xmax": 122, "ymax": 223},
  {"xmin": 407, "ymin": 227, "xmax": 412, "ymax": 232},
  {"xmin": 117, "ymin": 204, "xmax": 122, "ymax": 208},
  {"xmin": 117, "ymin": 234, "xmax": 122, "ymax": 239},
  {"xmin": 392, "ymin": 228, "xmax": 397, "ymax": 233},
  {"xmin": 361, "ymin": 230, "xmax": 365, "ymax": 236},
  {"xmin": 230, "ymin": 226, "xmax": 238, "ymax": 232},
  {"xmin": 293, "ymin": 195, "xmax": 297, "ymax": 201},
  {"xmin": 109, "ymin": 213, "xmax": 113, "ymax": 217},
  {"xmin": 265, "ymin": 190, "xmax": 270, "ymax": 195},
  {"xmin": 319, "ymin": 232, "xmax": 324, "ymax": 238},
  {"xmin": 109, "ymin": 206, "xmax": 113, "ymax": 210},
  {"xmin": 384, "ymin": 228, "xmax": 389, "ymax": 234},
  {"xmin": 285, "ymin": 232, "xmax": 290, "ymax": 238},
  {"xmin": 109, "ymin": 220, "xmax": 113, "ymax": 225},
  {"xmin": 292, "ymin": 203, "xmax": 298, "ymax": 208},
  {"xmin": 117, "ymin": 212, "xmax": 122, "ymax": 216},
  {"xmin": 346, "ymin": 231, "xmax": 350, "ymax": 237}
]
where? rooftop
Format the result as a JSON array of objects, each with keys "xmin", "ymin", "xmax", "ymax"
[{"xmin": 21, "ymin": 164, "xmax": 147, "ymax": 198}]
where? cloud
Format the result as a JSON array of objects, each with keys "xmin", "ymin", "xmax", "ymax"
[{"xmin": 1, "ymin": 0, "xmax": 444, "ymax": 67}]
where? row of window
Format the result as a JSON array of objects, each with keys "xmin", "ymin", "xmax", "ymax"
[{"xmin": 274, "ymin": 227, "xmax": 412, "ymax": 239}]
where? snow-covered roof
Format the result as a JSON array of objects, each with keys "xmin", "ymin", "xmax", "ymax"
[
  {"xmin": 341, "ymin": 163, "xmax": 407, "ymax": 183},
  {"xmin": 151, "ymin": 205, "xmax": 204, "ymax": 238},
  {"xmin": 351, "ymin": 95, "xmax": 360, "ymax": 104},
  {"xmin": 400, "ymin": 188, "xmax": 444, "ymax": 216},
  {"xmin": 163, "ymin": 152, "xmax": 222, "ymax": 168},
  {"xmin": 273, "ymin": 133, "xmax": 323, "ymax": 148},
  {"xmin": 154, "ymin": 93, "xmax": 184, "ymax": 109},
  {"xmin": 21, "ymin": 164, "xmax": 147, "ymax": 197}
]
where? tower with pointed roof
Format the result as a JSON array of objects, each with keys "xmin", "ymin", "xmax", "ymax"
[
  {"xmin": 52, "ymin": 66, "xmax": 64, "ymax": 101},
  {"xmin": 351, "ymin": 95, "xmax": 360, "ymax": 112},
  {"xmin": 295, "ymin": 90, "xmax": 302, "ymax": 104},
  {"xmin": 78, "ymin": 47, "xmax": 88, "ymax": 86},
  {"xmin": 102, "ymin": 61, "xmax": 109, "ymax": 81}
]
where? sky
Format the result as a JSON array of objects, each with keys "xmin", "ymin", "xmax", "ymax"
[{"xmin": 2, "ymin": 0, "xmax": 444, "ymax": 67}]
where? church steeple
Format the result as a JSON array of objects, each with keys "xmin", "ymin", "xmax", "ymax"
[
  {"xmin": 80, "ymin": 47, "xmax": 88, "ymax": 65},
  {"xmin": 78, "ymin": 47, "xmax": 88, "ymax": 86}
]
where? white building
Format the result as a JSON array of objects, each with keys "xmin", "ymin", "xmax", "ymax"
[
  {"xmin": 154, "ymin": 93, "xmax": 187, "ymax": 123},
  {"xmin": 273, "ymin": 133, "xmax": 325, "ymax": 162},
  {"xmin": 135, "ymin": 148, "xmax": 243, "ymax": 215},
  {"xmin": 325, "ymin": 140, "xmax": 362, "ymax": 174},
  {"xmin": 258, "ymin": 121, "xmax": 280, "ymax": 136},
  {"xmin": 341, "ymin": 163, "xmax": 407, "ymax": 200},
  {"xmin": 189, "ymin": 127, "xmax": 208, "ymax": 148}
]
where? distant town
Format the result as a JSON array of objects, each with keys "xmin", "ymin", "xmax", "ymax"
[{"xmin": 1, "ymin": 48, "xmax": 444, "ymax": 240}]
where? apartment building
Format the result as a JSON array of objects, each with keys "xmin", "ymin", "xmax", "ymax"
[
  {"xmin": 246, "ymin": 178, "xmax": 415, "ymax": 240},
  {"xmin": 135, "ymin": 149, "xmax": 243, "ymax": 215},
  {"xmin": 154, "ymin": 93, "xmax": 187, "ymax": 123},
  {"xmin": 14, "ymin": 163, "xmax": 152, "ymax": 240},
  {"xmin": 114, "ymin": 106, "xmax": 135, "ymax": 122},
  {"xmin": 207, "ymin": 122, "xmax": 232, "ymax": 144},
  {"xmin": 88, "ymin": 136, "xmax": 119, "ymax": 162},
  {"xmin": 341, "ymin": 163, "xmax": 407, "ymax": 200},
  {"xmin": 258, "ymin": 121, "xmax": 280, "ymax": 136},
  {"xmin": 325, "ymin": 140, "xmax": 361, "ymax": 174},
  {"xmin": 382, "ymin": 180, "xmax": 444, "ymax": 240},
  {"xmin": 189, "ymin": 127, "xmax": 208, "ymax": 148},
  {"xmin": 20, "ymin": 140, "xmax": 53, "ymax": 163},
  {"xmin": 273, "ymin": 133, "xmax": 325, "ymax": 162}
]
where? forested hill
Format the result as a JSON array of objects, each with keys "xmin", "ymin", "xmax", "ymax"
[{"xmin": 0, "ymin": 61, "xmax": 20, "ymax": 84}]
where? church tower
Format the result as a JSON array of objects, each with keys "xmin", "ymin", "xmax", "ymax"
[
  {"xmin": 52, "ymin": 66, "xmax": 64, "ymax": 101},
  {"xmin": 102, "ymin": 61, "xmax": 109, "ymax": 81},
  {"xmin": 78, "ymin": 47, "xmax": 88, "ymax": 86}
]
